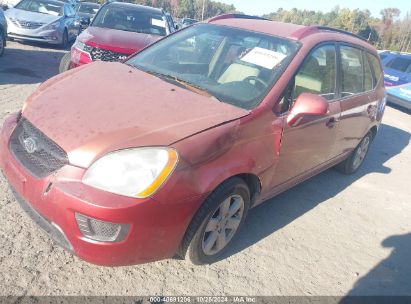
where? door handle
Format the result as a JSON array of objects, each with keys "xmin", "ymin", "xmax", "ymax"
[{"xmin": 326, "ymin": 117, "xmax": 337, "ymax": 128}]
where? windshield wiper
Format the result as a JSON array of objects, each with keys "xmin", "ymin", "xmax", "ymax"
[{"xmin": 144, "ymin": 70, "xmax": 221, "ymax": 101}]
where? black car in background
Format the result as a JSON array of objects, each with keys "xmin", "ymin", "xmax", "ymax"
[{"xmin": 76, "ymin": 1, "xmax": 100, "ymax": 29}]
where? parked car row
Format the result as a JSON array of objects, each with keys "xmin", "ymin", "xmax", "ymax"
[
  {"xmin": 59, "ymin": 1, "xmax": 175, "ymax": 72},
  {"xmin": 0, "ymin": 0, "xmax": 179, "ymax": 53}
]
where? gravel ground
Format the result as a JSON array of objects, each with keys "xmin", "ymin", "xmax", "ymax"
[{"xmin": 0, "ymin": 41, "xmax": 410, "ymax": 297}]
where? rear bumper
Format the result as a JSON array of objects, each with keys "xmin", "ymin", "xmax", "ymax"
[
  {"xmin": 0, "ymin": 113, "xmax": 202, "ymax": 266},
  {"xmin": 387, "ymin": 93, "xmax": 411, "ymax": 110}
]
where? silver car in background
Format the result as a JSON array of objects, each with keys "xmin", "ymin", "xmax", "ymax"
[
  {"xmin": 4, "ymin": 0, "xmax": 80, "ymax": 48},
  {"xmin": 0, "ymin": 7, "xmax": 7, "ymax": 56}
]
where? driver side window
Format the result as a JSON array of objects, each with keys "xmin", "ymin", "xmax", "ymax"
[{"xmin": 292, "ymin": 44, "xmax": 337, "ymax": 102}]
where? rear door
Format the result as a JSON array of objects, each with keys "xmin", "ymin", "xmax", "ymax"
[{"xmin": 336, "ymin": 45, "xmax": 379, "ymax": 156}]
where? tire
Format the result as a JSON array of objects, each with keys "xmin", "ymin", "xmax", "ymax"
[
  {"xmin": 335, "ymin": 132, "xmax": 372, "ymax": 175},
  {"xmin": 59, "ymin": 52, "xmax": 71, "ymax": 73},
  {"xmin": 0, "ymin": 30, "xmax": 5, "ymax": 57},
  {"xmin": 182, "ymin": 177, "xmax": 250, "ymax": 265},
  {"xmin": 60, "ymin": 29, "xmax": 68, "ymax": 50}
]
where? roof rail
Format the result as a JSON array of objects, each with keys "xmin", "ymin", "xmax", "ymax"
[
  {"xmin": 208, "ymin": 13, "xmax": 268, "ymax": 23},
  {"xmin": 314, "ymin": 26, "xmax": 368, "ymax": 42}
]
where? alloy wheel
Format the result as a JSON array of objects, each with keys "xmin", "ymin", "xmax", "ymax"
[
  {"xmin": 201, "ymin": 194, "xmax": 245, "ymax": 256},
  {"xmin": 353, "ymin": 136, "xmax": 370, "ymax": 170}
]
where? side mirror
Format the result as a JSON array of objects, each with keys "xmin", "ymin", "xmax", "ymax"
[
  {"xmin": 2, "ymin": 4, "xmax": 9, "ymax": 10},
  {"xmin": 174, "ymin": 24, "xmax": 179, "ymax": 30},
  {"xmin": 287, "ymin": 93, "xmax": 329, "ymax": 127}
]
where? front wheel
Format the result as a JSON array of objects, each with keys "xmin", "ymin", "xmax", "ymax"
[
  {"xmin": 59, "ymin": 51, "xmax": 71, "ymax": 73},
  {"xmin": 336, "ymin": 132, "xmax": 372, "ymax": 174},
  {"xmin": 183, "ymin": 177, "xmax": 250, "ymax": 265}
]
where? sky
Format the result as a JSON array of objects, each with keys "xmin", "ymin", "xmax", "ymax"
[{"xmin": 219, "ymin": 0, "xmax": 410, "ymax": 18}]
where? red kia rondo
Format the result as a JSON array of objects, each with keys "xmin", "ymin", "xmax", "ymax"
[
  {"xmin": 0, "ymin": 16, "xmax": 386, "ymax": 266},
  {"xmin": 60, "ymin": 2, "xmax": 173, "ymax": 72}
]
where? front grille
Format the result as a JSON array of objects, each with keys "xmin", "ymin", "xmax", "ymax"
[
  {"xmin": 9, "ymin": 18, "xmax": 44, "ymax": 29},
  {"xmin": 9, "ymin": 118, "xmax": 68, "ymax": 178},
  {"xmin": 89, "ymin": 47, "xmax": 129, "ymax": 62}
]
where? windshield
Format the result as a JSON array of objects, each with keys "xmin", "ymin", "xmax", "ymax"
[
  {"xmin": 15, "ymin": 0, "xmax": 63, "ymax": 16},
  {"xmin": 127, "ymin": 24, "xmax": 300, "ymax": 109},
  {"xmin": 91, "ymin": 4, "xmax": 167, "ymax": 36},
  {"xmin": 78, "ymin": 3, "xmax": 99, "ymax": 14}
]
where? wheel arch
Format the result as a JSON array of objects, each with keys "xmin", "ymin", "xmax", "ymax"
[
  {"xmin": 369, "ymin": 125, "xmax": 378, "ymax": 141},
  {"xmin": 176, "ymin": 172, "xmax": 261, "ymax": 259}
]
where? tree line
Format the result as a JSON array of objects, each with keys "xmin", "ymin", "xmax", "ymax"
[
  {"xmin": 263, "ymin": 7, "xmax": 411, "ymax": 52},
  {"xmin": 98, "ymin": 0, "xmax": 411, "ymax": 52}
]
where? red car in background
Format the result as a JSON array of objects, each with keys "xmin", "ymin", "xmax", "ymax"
[{"xmin": 59, "ymin": 1, "xmax": 174, "ymax": 72}]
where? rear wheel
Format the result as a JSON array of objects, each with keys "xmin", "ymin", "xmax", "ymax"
[
  {"xmin": 336, "ymin": 132, "xmax": 372, "ymax": 174},
  {"xmin": 182, "ymin": 177, "xmax": 250, "ymax": 265},
  {"xmin": 59, "ymin": 52, "xmax": 71, "ymax": 73}
]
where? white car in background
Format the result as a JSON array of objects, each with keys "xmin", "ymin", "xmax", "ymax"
[{"xmin": 4, "ymin": 0, "xmax": 81, "ymax": 48}]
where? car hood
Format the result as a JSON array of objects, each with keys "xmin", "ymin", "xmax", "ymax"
[
  {"xmin": 78, "ymin": 26, "xmax": 162, "ymax": 55},
  {"xmin": 23, "ymin": 62, "xmax": 249, "ymax": 168},
  {"xmin": 5, "ymin": 8, "xmax": 60, "ymax": 24}
]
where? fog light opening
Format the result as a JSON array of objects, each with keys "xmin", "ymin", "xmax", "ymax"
[{"xmin": 75, "ymin": 213, "xmax": 129, "ymax": 242}]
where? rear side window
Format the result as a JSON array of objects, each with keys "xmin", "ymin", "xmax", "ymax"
[
  {"xmin": 340, "ymin": 46, "xmax": 363, "ymax": 97},
  {"xmin": 386, "ymin": 57, "xmax": 411, "ymax": 74},
  {"xmin": 367, "ymin": 53, "xmax": 383, "ymax": 86},
  {"xmin": 292, "ymin": 44, "xmax": 337, "ymax": 101},
  {"xmin": 363, "ymin": 52, "xmax": 374, "ymax": 91}
]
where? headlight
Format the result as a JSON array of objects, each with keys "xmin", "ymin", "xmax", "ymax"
[
  {"xmin": 43, "ymin": 20, "xmax": 60, "ymax": 31},
  {"xmin": 82, "ymin": 148, "xmax": 178, "ymax": 198},
  {"xmin": 72, "ymin": 40, "xmax": 93, "ymax": 53}
]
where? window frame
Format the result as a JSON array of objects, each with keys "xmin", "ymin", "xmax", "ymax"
[
  {"xmin": 276, "ymin": 42, "xmax": 339, "ymax": 115},
  {"xmin": 338, "ymin": 43, "xmax": 366, "ymax": 98},
  {"xmin": 275, "ymin": 41, "xmax": 382, "ymax": 115},
  {"xmin": 336, "ymin": 42, "xmax": 380, "ymax": 101}
]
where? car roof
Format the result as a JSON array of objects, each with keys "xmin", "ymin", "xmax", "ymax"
[
  {"xmin": 382, "ymin": 52, "xmax": 411, "ymax": 58},
  {"xmin": 209, "ymin": 18, "xmax": 377, "ymax": 53},
  {"xmin": 105, "ymin": 2, "xmax": 163, "ymax": 14}
]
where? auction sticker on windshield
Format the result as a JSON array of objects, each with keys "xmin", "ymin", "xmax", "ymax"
[{"xmin": 241, "ymin": 47, "xmax": 287, "ymax": 69}]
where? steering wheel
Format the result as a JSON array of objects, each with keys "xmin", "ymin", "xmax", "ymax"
[{"xmin": 244, "ymin": 76, "xmax": 268, "ymax": 89}]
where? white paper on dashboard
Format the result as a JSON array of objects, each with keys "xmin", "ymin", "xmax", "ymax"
[
  {"xmin": 151, "ymin": 18, "xmax": 166, "ymax": 28},
  {"xmin": 240, "ymin": 47, "xmax": 287, "ymax": 69}
]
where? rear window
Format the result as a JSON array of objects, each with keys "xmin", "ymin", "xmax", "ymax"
[
  {"xmin": 78, "ymin": 3, "xmax": 99, "ymax": 14},
  {"xmin": 91, "ymin": 5, "xmax": 167, "ymax": 36},
  {"xmin": 15, "ymin": 0, "xmax": 63, "ymax": 16},
  {"xmin": 386, "ymin": 57, "xmax": 411, "ymax": 74}
]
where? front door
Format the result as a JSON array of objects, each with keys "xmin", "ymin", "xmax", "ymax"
[{"xmin": 269, "ymin": 43, "xmax": 341, "ymax": 191}]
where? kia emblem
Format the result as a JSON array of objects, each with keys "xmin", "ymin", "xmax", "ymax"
[{"xmin": 23, "ymin": 137, "xmax": 38, "ymax": 154}]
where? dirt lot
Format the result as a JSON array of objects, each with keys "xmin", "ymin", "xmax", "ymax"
[{"xmin": 0, "ymin": 41, "xmax": 410, "ymax": 297}]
